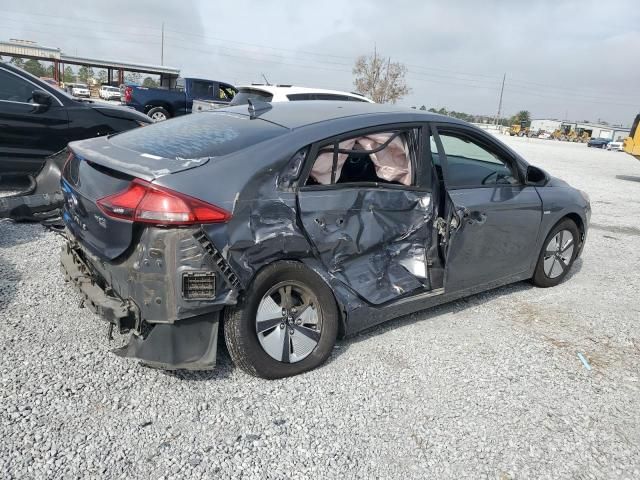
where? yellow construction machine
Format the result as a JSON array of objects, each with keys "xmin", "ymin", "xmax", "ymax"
[
  {"xmin": 509, "ymin": 123, "xmax": 530, "ymax": 137},
  {"xmin": 623, "ymin": 114, "xmax": 640, "ymax": 160}
]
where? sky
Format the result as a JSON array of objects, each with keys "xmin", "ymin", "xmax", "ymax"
[{"xmin": 1, "ymin": 0, "xmax": 639, "ymax": 125}]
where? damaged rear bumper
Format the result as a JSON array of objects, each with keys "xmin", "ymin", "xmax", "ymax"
[{"xmin": 60, "ymin": 239, "xmax": 222, "ymax": 370}]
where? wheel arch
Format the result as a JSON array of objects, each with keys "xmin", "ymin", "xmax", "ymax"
[
  {"xmin": 544, "ymin": 211, "xmax": 586, "ymax": 256},
  {"xmin": 231, "ymin": 258, "xmax": 348, "ymax": 339},
  {"xmin": 145, "ymin": 102, "xmax": 173, "ymax": 117}
]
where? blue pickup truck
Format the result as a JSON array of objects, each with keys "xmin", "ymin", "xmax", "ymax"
[{"xmin": 121, "ymin": 78, "xmax": 237, "ymax": 121}]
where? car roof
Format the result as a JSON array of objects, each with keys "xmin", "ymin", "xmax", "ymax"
[
  {"xmin": 216, "ymin": 100, "xmax": 457, "ymax": 130},
  {"xmin": 237, "ymin": 84, "xmax": 371, "ymax": 100}
]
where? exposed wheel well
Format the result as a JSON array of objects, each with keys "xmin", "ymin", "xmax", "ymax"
[{"xmin": 564, "ymin": 212, "xmax": 585, "ymax": 240}]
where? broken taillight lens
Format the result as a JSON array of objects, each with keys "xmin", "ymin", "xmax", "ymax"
[{"xmin": 97, "ymin": 179, "xmax": 231, "ymax": 225}]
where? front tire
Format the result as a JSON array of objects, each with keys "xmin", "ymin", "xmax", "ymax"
[
  {"xmin": 224, "ymin": 261, "xmax": 339, "ymax": 379},
  {"xmin": 147, "ymin": 106, "xmax": 170, "ymax": 122},
  {"xmin": 531, "ymin": 219, "xmax": 580, "ymax": 287}
]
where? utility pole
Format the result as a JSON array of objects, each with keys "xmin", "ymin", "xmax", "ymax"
[
  {"xmin": 494, "ymin": 73, "xmax": 506, "ymax": 126},
  {"xmin": 161, "ymin": 22, "xmax": 164, "ymax": 65}
]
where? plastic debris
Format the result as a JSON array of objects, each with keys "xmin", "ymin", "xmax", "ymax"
[{"xmin": 577, "ymin": 352, "xmax": 592, "ymax": 371}]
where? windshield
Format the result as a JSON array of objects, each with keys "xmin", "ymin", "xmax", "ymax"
[
  {"xmin": 230, "ymin": 88, "xmax": 274, "ymax": 106},
  {"xmin": 75, "ymin": 84, "xmax": 88, "ymax": 89},
  {"xmin": 109, "ymin": 111, "xmax": 287, "ymax": 159}
]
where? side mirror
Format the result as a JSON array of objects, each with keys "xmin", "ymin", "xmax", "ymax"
[
  {"xmin": 32, "ymin": 90, "xmax": 53, "ymax": 108},
  {"xmin": 526, "ymin": 165, "xmax": 547, "ymax": 185}
]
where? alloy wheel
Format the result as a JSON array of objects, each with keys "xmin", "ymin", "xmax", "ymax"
[
  {"xmin": 255, "ymin": 281, "xmax": 322, "ymax": 363},
  {"xmin": 151, "ymin": 112, "xmax": 167, "ymax": 122},
  {"xmin": 543, "ymin": 229, "xmax": 575, "ymax": 278}
]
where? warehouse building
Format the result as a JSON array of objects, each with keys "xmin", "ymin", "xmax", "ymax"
[{"xmin": 530, "ymin": 118, "xmax": 630, "ymax": 141}]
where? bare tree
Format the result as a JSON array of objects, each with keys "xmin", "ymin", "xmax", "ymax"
[{"xmin": 353, "ymin": 51, "xmax": 410, "ymax": 103}]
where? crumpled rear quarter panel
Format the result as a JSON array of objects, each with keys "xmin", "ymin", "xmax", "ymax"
[{"xmin": 77, "ymin": 226, "xmax": 236, "ymax": 323}]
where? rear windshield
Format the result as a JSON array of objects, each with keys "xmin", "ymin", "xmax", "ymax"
[
  {"xmin": 109, "ymin": 111, "xmax": 286, "ymax": 159},
  {"xmin": 230, "ymin": 88, "xmax": 274, "ymax": 106}
]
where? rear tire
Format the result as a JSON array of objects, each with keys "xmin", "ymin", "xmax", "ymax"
[
  {"xmin": 531, "ymin": 218, "xmax": 580, "ymax": 288},
  {"xmin": 224, "ymin": 261, "xmax": 339, "ymax": 379},
  {"xmin": 147, "ymin": 106, "xmax": 170, "ymax": 122}
]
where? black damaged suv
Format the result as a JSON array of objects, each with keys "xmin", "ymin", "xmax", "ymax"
[{"xmin": 0, "ymin": 62, "xmax": 151, "ymax": 179}]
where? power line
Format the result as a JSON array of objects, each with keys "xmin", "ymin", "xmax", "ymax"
[{"xmin": 2, "ymin": 11, "xmax": 638, "ymax": 109}]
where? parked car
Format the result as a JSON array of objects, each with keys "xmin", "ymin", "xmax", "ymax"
[
  {"xmin": 99, "ymin": 85, "xmax": 121, "ymax": 100},
  {"xmin": 121, "ymin": 77, "xmax": 237, "ymax": 121},
  {"xmin": 65, "ymin": 83, "xmax": 91, "ymax": 98},
  {"xmin": 607, "ymin": 140, "xmax": 624, "ymax": 151},
  {"xmin": 587, "ymin": 137, "xmax": 610, "ymax": 148},
  {"xmin": 60, "ymin": 101, "xmax": 590, "ymax": 379},
  {"xmin": 230, "ymin": 85, "xmax": 373, "ymax": 105},
  {"xmin": 0, "ymin": 62, "xmax": 152, "ymax": 178},
  {"xmin": 538, "ymin": 132, "xmax": 552, "ymax": 140}
]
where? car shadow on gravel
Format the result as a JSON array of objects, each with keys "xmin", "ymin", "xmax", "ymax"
[
  {"xmin": 160, "ymin": 259, "xmax": 585, "ymax": 379},
  {"xmin": 0, "ymin": 254, "xmax": 20, "ymax": 314},
  {"xmin": 327, "ymin": 258, "xmax": 584, "ymax": 365},
  {"xmin": 615, "ymin": 175, "xmax": 640, "ymax": 183},
  {"xmin": 160, "ymin": 330, "xmax": 235, "ymax": 381}
]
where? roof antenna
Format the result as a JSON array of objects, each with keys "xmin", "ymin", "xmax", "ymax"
[
  {"xmin": 261, "ymin": 73, "xmax": 271, "ymax": 86},
  {"xmin": 247, "ymin": 98, "xmax": 272, "ymax": 119}
]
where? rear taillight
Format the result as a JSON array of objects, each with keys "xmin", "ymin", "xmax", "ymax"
[
  {"xmin": 97, "ymin": 179, "xmax": 231, "ymax": 225},
  {"xmin": 124, "ymin": 86, "xmax": 132, "ymax": 103}
]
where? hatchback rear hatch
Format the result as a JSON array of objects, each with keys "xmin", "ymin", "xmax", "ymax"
[{"xmin": 62, "ymin": 111, "xmax": 287, "ymax": 260}]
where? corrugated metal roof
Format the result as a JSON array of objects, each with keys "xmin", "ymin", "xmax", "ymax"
[
  {"xmin": 60, "ymin": 55, "xmax": 179, "ymax": 75},
  {"xmin": 0, "ymin": 39, "xmax": 179, "ymax": 76}
]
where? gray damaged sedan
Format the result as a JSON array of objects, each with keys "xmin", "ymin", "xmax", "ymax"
[{"xmin": 60, "ymin": 101, "xmax": 590, "ymax": 378}]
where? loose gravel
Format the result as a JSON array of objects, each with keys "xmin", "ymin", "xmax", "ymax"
[{"xmin": 1, "ymin": 137, "xmax": 640, "ymax": 479}]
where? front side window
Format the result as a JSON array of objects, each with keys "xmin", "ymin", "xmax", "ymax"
[
  {"xmin": 0, "ymin": 69, "xmax": 34, "ymax": 103},
  {"xmin": 305, "ymin": 129, "xmax": 419, "ymax": 187},
  {"xmin": 437, "ymin": 131, "xmax": 519, "ymax": 187}
]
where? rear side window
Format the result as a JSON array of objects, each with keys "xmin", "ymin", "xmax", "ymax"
[
  {"xmin": 110, "ymin": 112, "xmax": 286, "ymax": 159},
  {"xmin": 230, "ymin": 89, "xmax": 274, "ymax": 105},
  {"xmin": 191, "ymin": 80, "xmax": 215, "ymax": 98},
  {"xmin": 306, "ymin": 128, "xmax": 420, "ymax": 187},
  {"xmin": 287, "ymin": 93, "xmax": 314, "ymax": 101}
]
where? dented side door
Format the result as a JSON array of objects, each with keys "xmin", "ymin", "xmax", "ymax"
[{"xmin": 296, "ymin": 126, "xmax": 435, "ymax": 305}]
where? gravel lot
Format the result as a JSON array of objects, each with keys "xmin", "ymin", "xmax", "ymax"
[{"xmin": 1, "ymin": 136, "xmax": 639, "ymax": 479}]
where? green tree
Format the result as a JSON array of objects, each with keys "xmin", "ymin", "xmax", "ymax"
[
  {"xmin": 419, "ymin": 105, "xmax": 426, "ymax": 111},
  {"xmin": 142, "ymin": 76, "xmax": 159, "ymax": 87},
  {"xmin": 23, "ymin": 59, "xmax": 46, "ymax": 77},
  {"xmin": 510, "ymin": 110, "xmax": 531, "ymax": 126},
  {"xmin": 63, "ymin": 66, "xmax": 75, "ymax": 83},
  {"xmin": 97, "ymin": 69, "xmax": 107, "ymax": 84},
  {"xmin": 77, "ymin": 66, "xmax": 95, "ymax": 82},
  {"xmin": 125, "ymin": 71, "xmax": 142, "ymax": 84},
  {"xmin": 10, "ymin": 57, "xmax": 25, "ymax": 69}
]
